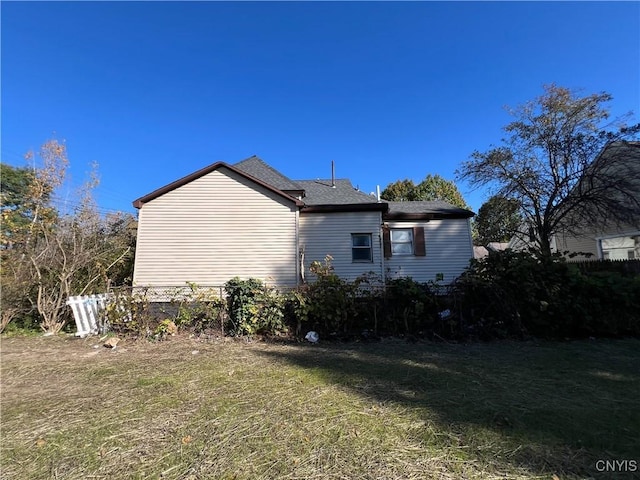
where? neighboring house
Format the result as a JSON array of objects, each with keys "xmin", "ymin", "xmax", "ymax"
[
  {"xmin": 554, "ymin": 227, "xmax": 640, "ymax": 261},
  {"xmin": 509, "ymin": 141, "xmax": 640, "ymax": 260},
  {"xmin": 555, "ymin": 141, "xmax": 640, "ymax": 261},
  {"xmin": 473, "ymin": 242, "xmax": 509, "ymax": 260},
  {"xmin": 132, "ymin": 156, "xmax": 475, "ymax": 289}
]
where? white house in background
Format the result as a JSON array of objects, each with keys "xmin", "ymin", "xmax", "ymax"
[
  {"xmin": 555, "ymin": 142, "xmax": 640, "ymax": 261},
  {"xmin": 510, "ymin": 220, "xmax": 640, "ymax": 261},
  {"xmin": 509, "ymin": 142, "xmax": 640, "ymax": 261},
  {"xmin": 132, "ymin": 156, "xmax": 475, "ymax": 288}
]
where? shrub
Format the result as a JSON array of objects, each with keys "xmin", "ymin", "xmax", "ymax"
[
  {"xmin": 154, "ymin": 319, "xmax": 178, "ymax": 340},
  {"xmin": 382, "ymin": 277, "xmax": 441, "ymax": 336},
  {"xmin": 288, "ymin": 256, "xmax": 454, "ymax": 340},
  {"xmin": 170, "ymin": 283, "xmax": 225, "ymax": 335},
  {"xmin": 105, "ymin": 288, "xmax": 156, "ymax": 339},
  {"xmin": 451, "ymin": 249, "xmax": 640, "ymax": 339},
  {"xmin": 296, "ymin": 257, "xmax": 381, "ymax": 337},
  {"xmin": 224, "ymin": 277, "xmax": 288, "ymax": 336},
  {"xmin": 305, "ymin": 270, "xmax": 359, "ymax": 335},
  {"xmin": 567, "ymin": 270, "xmax": 640, "ymax": 337}
]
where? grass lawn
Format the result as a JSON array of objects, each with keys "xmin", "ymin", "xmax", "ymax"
[{"xmin": 1, "ymin": 335, "xmax": 638, "ymax": 479}]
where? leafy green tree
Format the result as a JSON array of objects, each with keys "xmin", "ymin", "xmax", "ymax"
[
  {"xmin": 474, "ymin": 195, "xmax": 522, "ymax": 245},
  {"xmin": 1, "ymin": 164, "xmax": 35, "ymax": 231},
  {"xmin": 380, "ymin": 179, "xmax": 418, "ymax": 201},
  {"xmin": 1, "ymin": 160, "xmax": 54, "ymax": 331},
  {"xmin": 458, "ymin": 84, "xmax": 640, "ymax": 256},
  {"xmin": 382, "ymin": 174, "xmax": 470, "ymax": 209},
  {"xmin": 0, "ymin": 163, "xmax": 52, "ymax": 247}
]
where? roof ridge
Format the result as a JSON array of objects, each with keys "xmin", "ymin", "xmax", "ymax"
[{"xmin": 234, "ymin": 156, "xmax": 302, "ymax": 191}]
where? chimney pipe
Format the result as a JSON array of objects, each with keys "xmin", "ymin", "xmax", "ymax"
[
  {"xmin": 331, "ymin": 160, "xmax": 336, "ymax": 188},
  {"xmin": 376, "ymin": 185, "xmax": 381, "ymax": 202}
]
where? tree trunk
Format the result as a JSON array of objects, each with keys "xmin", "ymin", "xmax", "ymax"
[{"xmin": 538, "ymin": 233, "xmax": 553, "ymax": 257}]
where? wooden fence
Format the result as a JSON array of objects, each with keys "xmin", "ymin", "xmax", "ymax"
[
  {"xmin": 572, "ymin": 258, "xmax": 640, "ymax": 276},
  {"xmin": 66, "ymin": 294, "xmax": 110, "ymax": 337}
]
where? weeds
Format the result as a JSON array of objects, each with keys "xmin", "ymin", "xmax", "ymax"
[{"xmin": 1, "ymin": 336, "xmax": 638, "ymax": 479}]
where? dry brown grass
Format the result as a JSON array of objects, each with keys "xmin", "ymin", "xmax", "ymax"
[{"xmin": 1, "ymin": 335, "xmax": 638, "ymax": 479}]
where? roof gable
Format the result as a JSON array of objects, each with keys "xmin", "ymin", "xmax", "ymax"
[
  {"xmin": 132, "ymin": 156, "xmax": 476, "ymax": 219},
  {"xmin": 132, "ymin": 162, "xmax": 304, "ymax": 209}
]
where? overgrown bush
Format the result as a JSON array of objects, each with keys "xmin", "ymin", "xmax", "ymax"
[
  {"xmin": 383, "ymin": 277, "xmax": 442, "ymax": 336},
  {"xmin": 451, "ymin": 250, "xmax": 640, "ymax": 339},
  {"xmin": 170, "ymin": 283, "xmax": 225, "ymax": 335},
  {"xmin": 105, "ymin": 288, "xmax": 156, "ymax": 339},
  {"xmin": 91, "ymin": 252, "xmax": 639, "ymax": 343},
  {"xmin": 224, "ymin": 277, "xmax": 288, "ymax": 336},
  {"xmin": 566, "ymin": 271, "xmax": 640, "ymax": 337},
  {"xmin": 292, "ymin": 257, "xmax": 382, "ymax": 337}
]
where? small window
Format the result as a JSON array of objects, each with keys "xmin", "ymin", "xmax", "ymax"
[
  {"xmin": 383, "ymin": 226, "xmax": 425, "ymax": 258},
  {"xmin": 351, "ymin": 234, "xmax": 372, "ymax": 262},
  {"xmin": 391, "ymin": 229, "xmax": 413, "ymax": 255},
  {"xmin": 628, "ymin": 250, "xmax": 636, "ymax": 260}
]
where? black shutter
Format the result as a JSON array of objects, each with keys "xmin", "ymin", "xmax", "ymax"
[
  {"xmin": 383, "ymin": 226, "xmax": 392, "ymax": 258},
  {"xmin": 413, "ymin": 226, "xmax": 425, "ymax": 256}
]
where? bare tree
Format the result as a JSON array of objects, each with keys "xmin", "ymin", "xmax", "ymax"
[
  {"xmin": 2, "ymin": 139, "xmax": 134, "ymax": 334},
  {"xmin": 457, "ymin": 84, "xmax": 640, "ymax": 256}
]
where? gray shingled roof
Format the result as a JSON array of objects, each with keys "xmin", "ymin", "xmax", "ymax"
[
  {"xmin": 387, "ymin": 200, "xmax": 474, "ymax": 216},
  {"xmin": 233, "ymin": 157, "xmax": 475, "ymax": 215},
  {"xmin": 295, "ymin": 179, "xmax": 379, "ymax": 205},
  {"xmin": 234, "ymin": 156, "xmax": 303, "ymax": 192}
]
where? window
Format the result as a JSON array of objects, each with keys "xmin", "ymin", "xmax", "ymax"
[
  {"xmin": 351, "ymin": 234, "xmax": 373, "ymax": 262},
  {"xmin": 390, "ymin": 229, "xmax": 413, "ymax": 255},
  {"xmin": 601, "ymin": 235, "xmax": 638, "ymax": 260},
  {"xmin": 383, "ymin": 226, "xmax": 425, "ymax": 258}
]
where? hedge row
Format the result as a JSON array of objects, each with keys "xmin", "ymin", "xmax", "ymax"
[{"xmin": 103, "ymin": 253, "xmax": 639, "ymax": 342}]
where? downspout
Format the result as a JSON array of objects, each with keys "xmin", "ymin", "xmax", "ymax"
[
  {"xmin": 378, "ymin": 188, "xmax": 386, "ymax": 285},
  {"xmin": 380, "ymin": 215, "xmax": 386, "ymax": 286},
  {"xmin": 596, "ymin": 237, "xmax": 604, "ymax": 260},
  {"xmin": 295, "ymin": 208, "xmax": 301, "ymax": 286}
]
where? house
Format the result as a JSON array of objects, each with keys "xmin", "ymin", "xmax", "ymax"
[
  {"xmin": 555, "ymin": 141, "xmax": 640, "ymax": 260},
  {"xmin": 473, "ymin": 242, "xmax": 510, "ymax": 260},
  {"xmin": 132, "ymin": 156, "xmax": 475, "ymax": 289},
  {"xmin": 508, "ymin": 141, "xmax": 640, "ymax": 260}
]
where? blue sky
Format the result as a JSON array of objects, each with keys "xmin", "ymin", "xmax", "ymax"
[{"xmin": 2, "ymin": 1, "xmax": 639, "ymax": 215}]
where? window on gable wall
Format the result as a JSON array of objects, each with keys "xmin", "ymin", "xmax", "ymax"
[
  {"xmin": 351, "ymin": 234, "xmax": 373, "ymax": 262},
  {"xmin": 383, "ymin": 226, "xmax": 426, "ymax": 258}
]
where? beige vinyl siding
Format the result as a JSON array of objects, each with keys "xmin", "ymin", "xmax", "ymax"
[
  {"xmin": 385, "ymin": 219, "xmax": 473, "ymax": 284},
  {"xmin": 133, "ymin": 167, "xmax": 298, "ymax": 287},
  {"xmin": 299, "ymin": 211, "xmax": 384, "ymax": 282}
]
